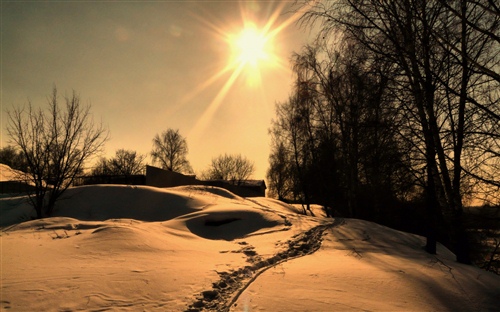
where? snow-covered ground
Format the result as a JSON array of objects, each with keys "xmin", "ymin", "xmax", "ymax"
[{"xmin": 1, "ymin": 184, "xmax": 499, "ymax": 311}]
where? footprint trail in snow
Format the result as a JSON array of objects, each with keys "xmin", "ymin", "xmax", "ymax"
[{"xmin": 185, "ymin": 219, "xmax": 343, "ymax": 312}]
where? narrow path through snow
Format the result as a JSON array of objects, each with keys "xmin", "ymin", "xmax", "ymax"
[{"xmin": 185, "ymin": 218, "xmax": 344, "ymax": 312}]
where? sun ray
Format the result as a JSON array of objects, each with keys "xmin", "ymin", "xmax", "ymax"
[
  {"xmin": 188, "ymin": 62, "xmax": 245, "ymax": 141},
  {"xmin": 158, "ymin": 63, "xmax": 234, "ymax": 120},
  {"xmin": 186, "ymin": 2, "xmax": 299, "ymax": 142},
  {"xmin": 178, "ymin": 64, "xmax": 233, "ymax": 107}
]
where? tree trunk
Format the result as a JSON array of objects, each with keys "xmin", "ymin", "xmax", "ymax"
[
  {"xmin": 425, "ymin": 161, "xmax": 441, "ymax": 254},
  {"xmin": 450, "ymin": 0, "xmax": 471, "ymax": 265}
]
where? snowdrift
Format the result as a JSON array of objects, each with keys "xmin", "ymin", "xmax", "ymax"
[{"xmin": 1, "ymin": 185, "xmax": 499, "ymax": 311}]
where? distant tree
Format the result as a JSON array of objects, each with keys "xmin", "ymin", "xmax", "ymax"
[
  {"xmin": 151, "ymin": 129, "xmax": 193, "ymax": 173},
  {"xmin": 108, "ymin": 149, "xmax": 146, "ymax": 175},
  {"xmin": 0, "ymin": 146, "xmax": 28, "ymax": 172},
  {"xmin": 6, "ymin": 87, "xmax": 108, "ymax": 218},
  {"xmin": 91, "ymin": 157, "xmax": 112, "ymax": 176},
  {"xmin": 204, "ymin": 153, "xmax": 255, "ymax": 182},
  {"xmin": 91, "ymin": 149, "xmax": 146, "ymax": 176}
]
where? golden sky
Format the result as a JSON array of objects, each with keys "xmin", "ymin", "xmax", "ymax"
[{"xmin": 1, "ymin": 0, "xmax": 310, "ymax": 179}]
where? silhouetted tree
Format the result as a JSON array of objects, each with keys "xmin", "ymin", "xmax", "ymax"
[
  {"xmin": 298, "ymin": 0, "xmax": 500, "ymax": 263},
  {"xmin": 6, "ymin": 87, "xmax": 108, "ymax": 218},
  {"xmin": 299, "ymin": 0, "xmax": 449, "ymax": 256},
  {"xmin": 91, "ymin": 157, "xmax": 112, "ymax": 176},
  {"xmin": 151, "ymin": 129, "xmax": 193, "ymax": 174},
  {"xmin": 266, "ymin": 141, "xmax": 293, "ymax": 201},
  {"xmin": 91, "ymin": 149, "xmax": 146, "ymax": 176},
  {"xmin": 269, "ymin": 95, "xmax": 315, "ymax": 213},
  {"xmin": 269, "ymin": 39, "xmax": 411, "ymax": 218},
  {"xmin": 204, "ymin": 153, "xmax": 255, "ymax": 183},
  {"xmin": 109, "ymin": 149, "xmax": 146, "ymax": 175}
]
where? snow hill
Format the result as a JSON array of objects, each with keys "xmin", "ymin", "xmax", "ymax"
[{"xmin": 1, "ymin": 184, "xmax": 499, "ymax": 311}]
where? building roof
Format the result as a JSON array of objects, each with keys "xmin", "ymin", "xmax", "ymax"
[{"xmin": 0, "ymin": 164, "xmax": 29, "ymax": 182}]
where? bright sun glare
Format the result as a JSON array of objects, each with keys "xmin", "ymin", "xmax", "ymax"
[
  {"xmin": 224, "ymin": 21, "xmax": 279, "ymax": 89},
  {"xmin": 186, "ymin": 3, "xmax": 304, "ymax": 141},
  {"xmin": 232, "ymin": 24, "xmax": 270, "ymax": 69}
]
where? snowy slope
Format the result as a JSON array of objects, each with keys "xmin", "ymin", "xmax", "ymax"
[{"xmin": 1, "ymin": 185, "xmax": 499, "ymax": 311}]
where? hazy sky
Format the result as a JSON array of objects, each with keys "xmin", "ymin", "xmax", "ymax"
[{"xmin": 1, "ymin": 1, "xmax": 312, "ymax": 179}]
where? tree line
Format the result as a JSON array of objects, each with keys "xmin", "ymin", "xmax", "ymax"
[{"xmin": 266, "ymin": 0, "xmax": 499, "ymax": 265}]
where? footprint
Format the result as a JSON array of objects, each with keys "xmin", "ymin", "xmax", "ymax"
[{"xmin": 1, "ymin": 300, "xmax": 11, "ymax": 309}]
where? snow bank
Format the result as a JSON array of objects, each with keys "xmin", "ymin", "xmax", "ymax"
[{"xmin": 51, "ymin": 184, "xmax": 210, "ymax": 221}]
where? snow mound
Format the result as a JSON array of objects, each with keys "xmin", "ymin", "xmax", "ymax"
[
  {"xmin": 0, "ymin": 184, "xmax": 215, "ymax": 226},
  {"xmin": 0, "ymin": 196, "xmax": 34, "ymax": 226},
  {"xmin": 51, "ymin": 185, "xmax": 211, "ymax": 221},
  {"xmin": 165, "ymin": 204, "xmax": 285, "ymax": 241},
  {"xmin": 86, "ymin": 223, "xmax": 170, "ymax": 253}
]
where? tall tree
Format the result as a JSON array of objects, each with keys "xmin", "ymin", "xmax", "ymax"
[
  {"xmin": 270, "ymin": 95, "xmax": 316, "ymax": 213},
  {"xmin": 298, "ymin": 0, "xmax": 500, "ymax": 262},
  {"xmin": 269, "ymin": 39, "xmax": 410, "ymax": 218},
  {"xmin": 299, "ymin": 0, "xmax": 449, "ymax": 256},
  {"xmin": 7, "ymin": 87, "xmax": 108, "ymax": 218},
  {"xmin": 151, "ymin": 129, "xmax": 193, "ymax": 174}
]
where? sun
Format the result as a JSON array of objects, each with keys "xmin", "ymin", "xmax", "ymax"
[
  {"xmin": 225, "ymin": 22, "xmax": 277, "ymax": 88},
  {"xmin": 232, "ymin": 24, "xmax": 270, "ymax": 68}
]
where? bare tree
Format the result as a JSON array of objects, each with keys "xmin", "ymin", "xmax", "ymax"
[
  {"xmin": 91, "ymin": 149, "xmax": 146, "ymax": 176},
  {"xmin": 299, "ymin": 0, "xmax": 451, "ymax": 256},
  {"xmin": 266, "ymin": 141, "xmax": 293, "ymax": 201},
  {"xmin": 108, "ymin": 149, "xmax": 146, "ymax": 175},
  {"xmin": 6, "ymin": 87, "xmax": 108, "ymax": 218},
  {"xmin": 298, "ymin": 0, "xmax": 500, "ymax": 263},
  {"xmin": 204, "ymin": 153, "xmax": 255, "ymax": 183},
  {"xmin": 269, "ymin": 95, "xmax": 315, "ymax": 211},
  {"xmin": 269, "ymin": 37, "xmax": 412, "ymax": 219},
  {"xmin": 437, "ymin": 0, "xmax": 500, "ymax": 84},
  {"xmin": 91, "ymin": 157, "xmax": 112, "ymax": 176},
  {"xmin": 151, "ymin": 129, "xmax": 192, "ymax": 173}
]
